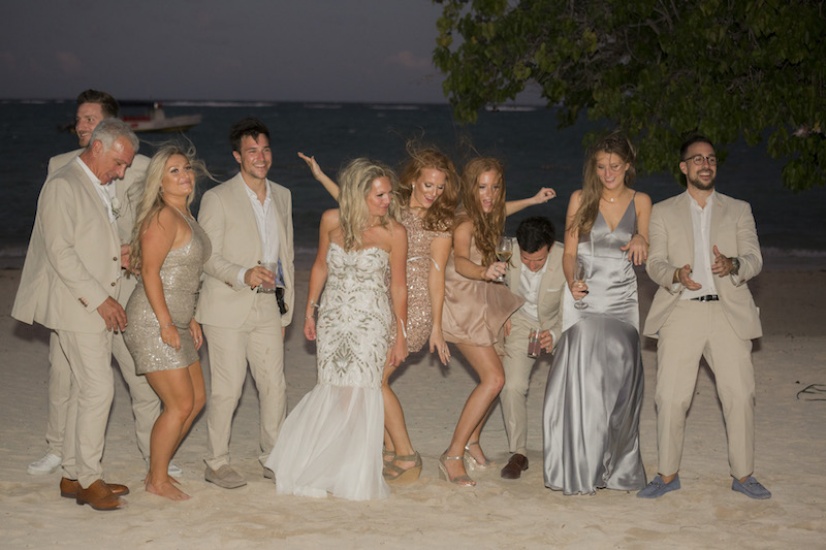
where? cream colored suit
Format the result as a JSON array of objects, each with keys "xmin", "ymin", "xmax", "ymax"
[
  {"xmin": 500, "ymin": 242, "xmax": 565, "ymax": 456},
  {"xmin": 23, "ymin": 150, "xmax": 157, "ymax": 463},
  {"xmin": 12, "ymin": 159, "xmax": 125, "ymax": 486},
  {"xmin": 196, "ymin": 173, "xmax": 294, "ymax": 470},
  {"xmin": 644, "ymin": 191, "xmax": 762, "ymax": 479}
]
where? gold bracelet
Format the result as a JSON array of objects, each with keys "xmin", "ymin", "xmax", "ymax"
[{"xmin": 309, "ymin": 300, "xmax": 320, "ymax": 309}]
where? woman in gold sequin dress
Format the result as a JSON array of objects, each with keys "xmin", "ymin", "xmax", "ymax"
[
  {"xmin": 299, "ymin": 148, "xmax": 459, "ymax": 484},
  {"xmin": 123, "ymin": 145, "xmax": 211, "ymax": 501}
]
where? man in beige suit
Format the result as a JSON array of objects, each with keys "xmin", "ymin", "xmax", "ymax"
[
  {"xmin": 499, "ymin": 217, "xmax": 565, "ymax": 479},
  {"xmin": 197, "ymin": 118, "xmax": 294, "ymax": 489},
  {"xmin": 638, "ymin": 135, "xmax": 769, "ymax": 499},
  {"xmin": 12, "ymin": 119, "xmax": 139, "ymax": 510},
  {"xmin": 25, "ymin": 90, "xmax": 167, "ymax": 478}
]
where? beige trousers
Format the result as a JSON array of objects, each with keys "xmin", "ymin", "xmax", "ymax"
[
  {"xmin": 45, "ymin": 277, "xmax": 160, "ymax": 461},
  {"xmin": 58, "ymin": 330, "xmax": 115, "ymax": 488},
  {"xmin": 203, "ymin": 293, "xmax": 286, "ymax": 469},
  {"xmin": 500, "ymin": 313, "xmax": 543, "ymax": 457},
  {"xmin": 654, "ymin": 300, "xmax": 756, "ymax": 479}
]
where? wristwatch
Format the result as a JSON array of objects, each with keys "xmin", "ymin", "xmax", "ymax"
[{"xmin": 730, "ymin": 257, "xmax": 741, "ymax": 275}]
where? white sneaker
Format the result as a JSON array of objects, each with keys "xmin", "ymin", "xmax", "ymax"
[
  {"xmin": 27, "ymin": 453, "xmax": 61, "ymax": 475},
  {"xmin": 168, "ymin": 462, "xmax": 183, "ymax": 477}
]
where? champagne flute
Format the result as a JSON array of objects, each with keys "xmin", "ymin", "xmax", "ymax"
[
  {"xmin": 495, "ymin": 236, "xmax": 513, "ymax": 283},
  {"xmin": 573, "ymin": 258, "xmax": 589, "ymax": 309}
]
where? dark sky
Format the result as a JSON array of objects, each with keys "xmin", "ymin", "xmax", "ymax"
[{"xmin": 1, "ymin": 1, "xmax": 450, "ymax": 103}]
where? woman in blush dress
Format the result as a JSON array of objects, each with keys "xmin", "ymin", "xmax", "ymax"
[
  {"xmin": 542, "ymin": 131, "xmax": 651, "ymax": 495},
  {"xmin": 439, "ymin": 157, "xmax": 556, "ymax": 486},
  {"xmin": 265, "ymin": 158, "xmax": 408, "ymax": 500},
  {"xmin": 299, "ymin": 147, "xmax": 458, "ymax": 484},
  {"xmin": 123, "ymin": 144, "xmax": 212, "ymax": 500}
]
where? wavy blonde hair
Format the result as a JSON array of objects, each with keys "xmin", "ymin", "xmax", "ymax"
[
  {"xmin": 338, "ymin": 158, "xmax": 399, "ymax": 251},
  {"xmin": 129, "ymin": 143, "xmax": 209, "ymax": 269},
  {"xmin": 397, "ymin": 145, "xmax": 459, "ymax": 232},
  {"xmin": 458, "ymin": 157, "xmax": 506, "ymax": 266},
  {"xmin": 571, "ymin": 130, "xmax": 637, "ymax": 236}
]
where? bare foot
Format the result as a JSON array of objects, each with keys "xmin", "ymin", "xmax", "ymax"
[{"xmin": 146, "ymin": 478, "xmax": 190, "ymax": 501}]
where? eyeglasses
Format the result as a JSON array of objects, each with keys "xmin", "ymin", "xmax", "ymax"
[{"xmin": 683, "ymin": 154, "xmax": 717, "ymax": 166}]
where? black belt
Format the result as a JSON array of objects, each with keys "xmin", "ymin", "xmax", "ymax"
[{"xmin": 691, "ymin": 294, "xmax": 719, "ymax": 302}]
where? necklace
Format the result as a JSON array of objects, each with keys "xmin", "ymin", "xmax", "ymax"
[{"xmin": 601, "ymin": 196, "xmax": 616, "ymax": 203}]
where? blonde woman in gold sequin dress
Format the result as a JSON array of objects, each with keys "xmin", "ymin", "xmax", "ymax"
[
  {"xmin": 299, "ymin": 148, "xmax": 459, "ymax": 484},
  {"xmin": 123, "ymin": 145, "xmax": 212, "ymax": 501}
]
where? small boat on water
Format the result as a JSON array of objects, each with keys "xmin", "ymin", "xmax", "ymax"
[{"xmin": 121, "ymin": 101, "xmax": 202, "ymax": 133}]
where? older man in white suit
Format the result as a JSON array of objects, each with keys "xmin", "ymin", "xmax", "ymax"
[{"xmin": 12, "ymin": 119, "xmax": 140, "ymax": 510}]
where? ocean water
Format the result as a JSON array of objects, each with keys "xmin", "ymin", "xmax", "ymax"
[{"xmin": 2, "ymin": 100, "xmax": 825, "ymax": 267}]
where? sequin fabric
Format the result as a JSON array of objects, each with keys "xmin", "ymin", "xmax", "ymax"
[
  {"xmin": 124, "ymin": 215, "xmax": 211, "ymax": 374},
  {"xmin": 393, "ymin": 208, "xmax": 451, "ymax": 353}
]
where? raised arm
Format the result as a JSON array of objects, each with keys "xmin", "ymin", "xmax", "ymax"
[
  {"xmin": 505, "ymin": 187, "xmax": 556, "ymax": 216},
  {"xmin": 298, "ymin": 152, "xmax": 340, "ymax": 201}
]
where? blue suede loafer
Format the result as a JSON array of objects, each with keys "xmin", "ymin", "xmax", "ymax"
[
  {"xmin": 732, "ymin": 476, "xmax": 771, "ymax": 499},
  {"xmin": 636, "ymin": 475, "xmax": 681, "ymax": 498}
]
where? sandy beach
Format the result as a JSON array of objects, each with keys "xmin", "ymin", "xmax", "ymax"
[{"xmin": 1, "ymin": 260, "xmax": 824, "ymax": 549}]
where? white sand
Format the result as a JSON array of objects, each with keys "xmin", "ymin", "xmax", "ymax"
[{"xmin": 1, "ymin": 263, "xmax": 824, "ymax": 549}]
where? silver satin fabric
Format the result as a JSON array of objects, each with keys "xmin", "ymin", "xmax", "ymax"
[{"xmin": 542, "ymin": 199, "xmax": 646, "ymax": 494}]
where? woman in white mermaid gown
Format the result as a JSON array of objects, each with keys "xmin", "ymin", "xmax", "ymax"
[
  {"xmin": 542, "ymin": 132, "xmax": 652, "ymax": 495},
  {"xmin": 265, "ymin": 158, "xmax": 408, "ymax": 501}
]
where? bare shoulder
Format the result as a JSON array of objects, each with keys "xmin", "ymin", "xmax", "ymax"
[
  {"xmin": 320, "ymin": 208, "xmax": 340, "ymax": 226},
  {"xmin": 634, "ymin": 191, "xmax": 653, "ymax": 208}
]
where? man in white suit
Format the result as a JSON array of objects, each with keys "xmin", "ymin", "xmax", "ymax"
[
  {"xmin": 12, "ymin": 119, "xmax": 139, "ymax": 510},
  {"xmin": 638, "ymin": 135, "xmax": 770, "ymax": 499},
  {"xmin": 499, "ymin": 217, "xmax": 565, "ymax": 479},
  {"xmin": 25, "ymin": 90, "xmax": 166, "ymax": 478},
  {"xmin": 197, "ymin": 118, "xmax": 294, "ymax": 489}
]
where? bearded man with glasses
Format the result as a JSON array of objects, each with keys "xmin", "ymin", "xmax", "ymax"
[{"xmin": 639, "ymin": 134, "xmax": 770, "ymax": 500}]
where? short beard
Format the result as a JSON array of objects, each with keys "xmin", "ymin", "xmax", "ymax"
[{"xmin": 688, "ymin": 175, "xmax": 715, "ymax": 191}]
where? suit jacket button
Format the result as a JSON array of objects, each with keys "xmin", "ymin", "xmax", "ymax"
[
  {"xmin": 113, "ymin": 257, "xmax": 118, "ymax": 261},
  {"xmin": 111, "ymin": 282, "xmax": 116, "ymax": 287}
]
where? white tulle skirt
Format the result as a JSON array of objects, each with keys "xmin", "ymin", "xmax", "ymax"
[{"xmin": 264, "ymin": 382, "xmax": 389, "ymax": 501}]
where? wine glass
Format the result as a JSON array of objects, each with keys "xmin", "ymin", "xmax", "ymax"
[
  {"xmin": 494, "ymin": 236, "xmax": 513, "ymax": 283},
  {"xmin": 573, "ymin": 258, "xmax": 589, "ymax": 309}
]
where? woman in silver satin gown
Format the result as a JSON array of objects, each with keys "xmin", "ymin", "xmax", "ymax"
[
  {"xmin": 123, "ymin": 145, "xmax": 211, "ymax": 500},
  {"xmin": 542, "ymin": 131, "xmax": 652, "ymax": 495}
]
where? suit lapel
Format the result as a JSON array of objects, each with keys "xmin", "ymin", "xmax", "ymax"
[{"xmin": 230, "ymin": 174, "xmax": 264, "ymax": 258}]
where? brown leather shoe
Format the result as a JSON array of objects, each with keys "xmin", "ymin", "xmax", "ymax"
[
  {"xmin": 74, "ymin": 479, "xmax": 126, "ymax": 511},
  {"xmin": 60, "ymin": 477, "xmax": 129, "ymax": 498},
  {"xmin": 500, "ymin": 453, "xmax": 529, "ymax": 480}
]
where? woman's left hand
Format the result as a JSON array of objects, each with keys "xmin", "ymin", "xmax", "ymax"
[
  {"xmin": 388, "ymin": 338, "xmax": 409, "ymax": 368},
  {"xmin": 621, "ymin": 233, "xmax": 648, "ymax": 265},
  {"xmin": 189, "ymin": 319, "xmax": 204, "ymax": 350},
  {"xmin": 429, "ymin": 327, "xmax": 450, "ymax": 366},
  {"xmin": 532, "ymin": 187, "xmax": 557, "ymax": 205}
]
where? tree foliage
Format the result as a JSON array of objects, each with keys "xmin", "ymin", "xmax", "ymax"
[{"xmin": 433, "ymin": 0, "xmax": 826, "ymax": 190}]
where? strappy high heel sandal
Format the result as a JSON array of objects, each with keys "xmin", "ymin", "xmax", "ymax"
[
  {"xmin": 464, "ymin": 441, "xmax": 491, "ymax": 470},
  {"xmin": 381, "ymin": 448, "xmax": 395, "ymax": 477},
  {"xmin": 438, "ymin": 452, "xmax": 476, "ymax": 487},
  {"xmin": 383, "ymin": 451, "xmax": 422, "ymax": 485}
]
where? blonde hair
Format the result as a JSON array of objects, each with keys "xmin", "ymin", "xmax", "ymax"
[
  {"xmin": 129, "ymin": 143, "xmax": 209, "ymax": 269},
  {"xmin": 571, "ymin": 130, "xmax": 637, "ymax": 236},
  {"xmin": 397, "ymin": 145, "xmax": 458, "ymax": 232},
  {"xmin": 338, "ymin": 158, "xmax": 399, "ymax": 251},
  {"xmin": 458, "ymin": 157, "xmax": 506, "ymax": 265}
]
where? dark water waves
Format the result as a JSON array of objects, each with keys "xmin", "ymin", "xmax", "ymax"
[{"xmin": 2, "ymin": 100, "xmax": 825, "ymax": 268}]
